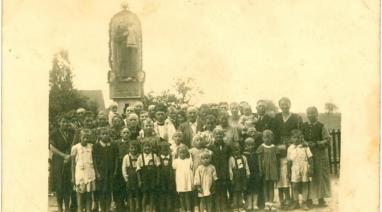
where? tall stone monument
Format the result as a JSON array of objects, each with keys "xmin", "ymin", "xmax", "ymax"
[{"xmin": 108, "ymin": 3, "xmax": 145, "ymax": 113}]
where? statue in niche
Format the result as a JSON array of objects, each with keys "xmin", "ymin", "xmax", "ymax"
[{"xmin": 109, "ymin": 5, "xmax": 143, "ymax": 83}]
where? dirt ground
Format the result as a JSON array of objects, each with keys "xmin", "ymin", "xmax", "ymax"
[{"xmin": 48, "ymin": 177, "xmax": 338, "ymax": 212}]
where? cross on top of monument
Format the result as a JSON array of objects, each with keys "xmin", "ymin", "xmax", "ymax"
[{"xmin": 121, "ymin": 1, "xmax": 129, "ymax": 10}]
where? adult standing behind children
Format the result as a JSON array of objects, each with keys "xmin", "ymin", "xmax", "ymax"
[
  {"xmin": 302, "ymin": 106, "xmax": 331, "ymax": 207},
  {"xmin": 272, "ymin": 97, "xmax": 303, "ymax": 209},
  {"xmin": 49, "ymin": 114, "xmax": 76, "ymax": 212},
  {"xmin": 254, "ymin": 100, "xmax": 273, "ymax": 133},
  {"xmin": 217, "ymin": 111, "xmax": 241, "ymax": 147},
  {"xmin": 179, "ymin": 106, "xmax": 201, "ymax": 147},
  {"xmin": 154, "ymin": 104, "xmax": 176, "ymax": 143}
]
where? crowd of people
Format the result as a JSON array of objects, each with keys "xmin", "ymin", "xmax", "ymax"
[{"xmin": 49, "ymin": 98, "xmax": 332, "ymax": 212}]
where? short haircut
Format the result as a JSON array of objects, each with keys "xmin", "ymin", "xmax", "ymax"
[
  {"xmin": 278, "ymin": 97, "xmax": 291, "ymax": 106},
  {"xmin": 257, "ymin": 99, "xmax": 267, "ymax": 106},
  {"xmin": 306, "ymin": 106, "xmax": 318, "ymax": 114},
  {"xmin": 129, "ymin": 140, "xmax": 140, "ymax": 148},
  {"xmin": 205, "ymin": 114, "xmax": 216, "ymax": 123},
  {"xmin": 126, "ymin": 113, "xmax": 139, "ymax": 120},
  {"xmin": 155, "ymin": 103, "xmax": 167, "ymax": 113},
  {"xmin": 291, "ymin": 129, "xmax": 302, "ymax": 137},
  {"xmin": 159, "ymin": 142, "xmax": 170, "ymax": 150},
  {"xmin": 172, "ymin": 131, "xmax": 183, "ymax": 137},
  {"xmin": 263, "ymin": 129, "xmax": 274, "ymax": 138},
  {"xmin": 244, "ymin": 137, "xmax": 255, "ymax": 144},
  {"xmin": 213, "ymin": 126, "xmax": 224, "ymax": 135},
  {"xmin": 142, "ymin": 119, "xmax": 154, "ymax": 126},
  {"xmin": 200, "ymin": 150, "xmax": 212, "ymax": 159},
  {"xmin": 80, "ymin": 129, "xmax": 92, "ymax": 136}
]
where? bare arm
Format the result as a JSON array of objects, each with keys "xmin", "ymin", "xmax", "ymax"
[
  {"xmin": 50, "ymin": 144, "xmax": 68, "ymax": 159},
  {"xmin": 122, "ymin": 156, "xmax": 129, "ymax": 182},
  {"xmin": 243, "ymin": 156, "xmax": 250, "ymax": 178},
  {"xmin": 228, "ymin": 157, "xmax": 234, "ymax": 181},
  {"xmin": 71, "ymin": 147, "xmax": 76, "ymax": 184}
]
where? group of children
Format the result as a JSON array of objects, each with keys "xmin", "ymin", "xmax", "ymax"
[
  {"xmin": 50, "ymin": 100, "xmax": 331, "ymax": 212},
  {"xmin": 66, "ymin": 128, "xmax": 316, "ymax": 212}
]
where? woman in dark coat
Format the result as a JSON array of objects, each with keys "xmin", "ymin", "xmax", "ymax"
[{"xmin": 49, "ymin": 115, "xmax": 75, "ymax": 212}]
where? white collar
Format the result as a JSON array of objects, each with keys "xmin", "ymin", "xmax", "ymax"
[
  {"xmin": 100, "ymin": 141, "xmax": 111, "ymax": 147},
  {"xmin": 262, "ymin": 143, "xmax": 274, "ymax": 148},
  {"xmin": 161, "ymin": 155, "xmax": 170, "ymax": 159}
]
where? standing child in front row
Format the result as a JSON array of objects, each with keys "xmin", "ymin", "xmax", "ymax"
[
  {"xmin": 243, "ymin": 137, "xmax": 260, "ymax": 211},
  {"xmin": 157, "ymin": 142, "xmax": 176, "ymax": 212},
  {"xmin": 208, "ymin": 127, "xmax": 231, "ymax": 212},
  {"xmin": 71, "ymin": 129, "xmax": 97, "ymax": 212},
  {"xmin": 229, "ymin": 143, "xmax": 250, "ymax": 212},
  {"xmin": 93, "ymin": 127, "xmax": 118, "ymax": 212},
  {"xmin": 170, "ymin": 131, "xmax": 183, "ymax": 158},
  {"xmin": 256, "ymin": 130, "xmax": 278, "ymax": 211},
  {"xmin": 122, "ymin": 140, "xmax": 141, "ymax": 212},
  {"xmin": 194, "ymin": 151, "xmax": 217, "ymax": 212},
  {"xmin": 137, "ymin": 142, "xmax": 160, "ymax": 212},
  {"xmin": 276, "ymin": 141, "xmax": 291, "ymax": 210},
  {"xmin": 189, "ymin": 134, "xmax": 211, "ymax": 212},
  {"xmin": 287, "ymin": 129, "xmax": 313, "ymax": 210},
  {"xmin": 173, "ymin": 145, "xmax": 194, "ymax": 212}
]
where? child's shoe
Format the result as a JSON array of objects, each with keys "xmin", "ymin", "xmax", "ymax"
[
  {"xmin": 288, "ymin": 201, "xmax": 300, "ymax": 210},
  {"xmin": 279, "ymin": 201, "xmax": 285, "ymax": 210},
  {"xmin": 306, "ymin": 199, "xmax": 314, "ymax": 208},
  {"xmin": 318, "ymin": 198, "xmax": 327, "ymax": 207},
  {"xmin": 194, "ymin": 206, "xmax": 199, "ymax": 212},
  {"xmin": 270, "ymin": 203, "xmax": 277, "ymax": 211},
  {"xmin": 301, "ymin": 201, "xmax": 310, "ymax": 210},
  {"xmin": 253, "ymin": 205, "xmax": 259, "ymax": 211}
]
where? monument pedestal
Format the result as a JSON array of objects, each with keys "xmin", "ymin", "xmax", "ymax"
[{"xmin": 109, "ymin": 81, "xmax": 144, "ymax": 113}]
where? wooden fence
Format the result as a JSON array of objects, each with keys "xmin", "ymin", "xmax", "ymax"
[{"xmin": 328, "ymin": 129, "xmax": 341, "ymax": 177}]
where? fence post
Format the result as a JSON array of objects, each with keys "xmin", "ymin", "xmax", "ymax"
[
  {"xmin": 328, "ymin": 130, "xmax": 333, "ymax": 174},
  {"xmin": 333, "ymin": 130, "xmax": 338, "ymax": 175}
]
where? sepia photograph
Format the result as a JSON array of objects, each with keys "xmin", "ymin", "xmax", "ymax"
[{"xmin": 2, "ymin": 0, "xmax": 379, "ymax": 212}]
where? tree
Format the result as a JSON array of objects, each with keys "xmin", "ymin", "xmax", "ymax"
[
  {"xmin": 174, "ymin": 77, "xmax": 204, "ymax": 104},
  {"xmin": 324, "ymin": 102, "xmax": 338, "ymax": 114},
  {"xmin": 144, "ymin": 77, "xmax": 204, "ymax": 107},
  {"xmin": 49, "ymin": 50, "xmax": 98, "ymax": 124}
]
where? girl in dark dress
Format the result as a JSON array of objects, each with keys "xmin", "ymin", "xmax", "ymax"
[
  {"xmin": 93, "ymin": 127, "xmax": 118, "ymax": 212},
  {"xmin": 157, "ymin": 142, "xmax": 176, "ymax": 212},
  {"xmin": 49, "ymin": 115, "xmax": 75, "ymax": 212},
  {"xmin": 122, "ymin": 140, "xmax": 141, "ymax": 212},
  {"xmin": 228, "ymin": 144, "xmax": 250, "ymax": 212},
  {"xmin": 137, "ymin": 142, "xmax": 160, "ymax": 212}
]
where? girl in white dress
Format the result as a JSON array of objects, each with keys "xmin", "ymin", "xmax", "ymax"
[
  {"xmin": 71, "ymin": 129, "xmax": 96, "ymax": 212},
  {"xmin": 172, "ymin": 145, "xmax": 194, "ymax": 212}
]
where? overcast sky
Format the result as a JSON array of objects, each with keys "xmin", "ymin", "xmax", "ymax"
[{"xmin": 5, "ymin": 0, "xmax": 378, "ymax": 112}]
